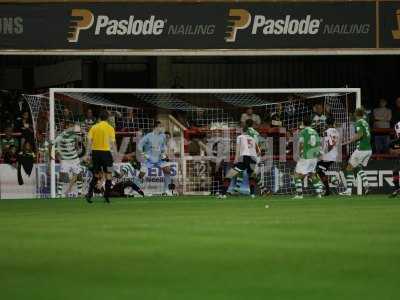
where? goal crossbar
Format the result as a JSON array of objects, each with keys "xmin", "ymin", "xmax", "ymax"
[{"xmin": 50, "ymin": 88, "xmax": 361, "ymax": 95}]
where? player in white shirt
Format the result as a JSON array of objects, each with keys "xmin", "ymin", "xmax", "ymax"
[
  {"xmin": 316, "ymin": 117, "xmax": 339, "ymax": 196},
  {"xmin": 389, "ymin": 122, "xmax": 400, "ymax": 197},
  {"xmin": 219, "ymin": 119, "xmax": 261, "ymax": 198}
]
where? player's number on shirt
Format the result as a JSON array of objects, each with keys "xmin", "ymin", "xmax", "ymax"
[
  {"xmin": 328, "ymin": 134, "xmax": 338, "ymax": 146},
  {"xmin": 194, "ymin": 162, "xmax": 207, "ymax": 177},
  {"xmin": 247, "ymin": 138, "xmax": 254, "ymax": 148},
  {"xmin": 357, "ymin": 125, "xmax": 371, "ymax": 138},
  {"xmin": 365, "ymin": 127, "xmax": 371, "ymax": 138},
  {"xmin": 331, "ymin": 135, "xmax": 338, "ymax": 146},
  {"xmin": 309, "ymin": 135, "xmax": 317, "ymax": 147}
]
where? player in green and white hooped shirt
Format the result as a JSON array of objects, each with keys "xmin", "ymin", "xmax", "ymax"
[
  {"xmin": 117, "ymin": 160, "xmax": 145, "ymax": 196},
  {"xmin": 53, "ymin": 120, "xmax": 83, "ymax": 197},
  {"xmin": 340, "ymin": 108, "xmax": 372, "ymax": 196},
  {"xmin": 294, "ymin": 116, "xmax": 323, "ymax": 199}
]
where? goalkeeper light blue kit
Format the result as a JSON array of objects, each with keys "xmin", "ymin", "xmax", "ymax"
[
  {"xmin": 139, "ymin": 132, "xmax": 168, "ymax": 166},
  {"xmin": 138, "ymin": 131, "xmax": 171, "ymax": 194}
]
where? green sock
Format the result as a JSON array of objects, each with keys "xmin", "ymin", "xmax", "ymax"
[
  {"xmin": 77, "ymin": 180, "xmax": 83, "ymax": 195},
  {"xmin": 295, "ymin": 177, "xmax": 303, "ymax": 195},
  {"xmin": 57, "ymin": 182, "xmax": 64, "ymax": 197},
  {"xmin": 235, "ymin": 172, "xmax": 244, "ymax": 190},
  {"xmin": 357, "ymin": 169, "xmax": 369, "ymax": 186},
  {"xmin": 312, "ymin": 177, "xmax": 323, "ymax": 195},
  {"xmin": 345, "ymin": 170, "xmax": 355, "ymax": 192}
]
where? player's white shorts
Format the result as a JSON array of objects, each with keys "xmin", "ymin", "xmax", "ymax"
[
  {"xmin": 295, "ymin": 158, "xmax": 318, "ymax": 175},
  {"xmin": 60, "ymin": 159, "xmax": 82, "ymax": 176},
  {"xmin": 140, "ymin": 159, "xmax": 169, "ymax": 173},
  {"xmin": 349, "ymin": 150, "xmax": 372, "ymax": 168}
]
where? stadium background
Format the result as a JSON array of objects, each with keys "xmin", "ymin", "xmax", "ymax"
[{"xmin": 0, "ymin": 0, "xmax": 399, "ymax": 197}]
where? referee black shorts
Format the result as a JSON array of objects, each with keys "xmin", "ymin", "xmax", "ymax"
[
  {"xmin": 92, "ymin": 150, "xmax": 113, "ymax": 173},
  {"xmin": 234, "ymin": 156, "xmax": 257, "ymax": 175}
]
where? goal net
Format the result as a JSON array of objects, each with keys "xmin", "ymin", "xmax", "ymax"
[{"xmin": 23, "ymin": 88, "xmax": 360, "ymax": 198}]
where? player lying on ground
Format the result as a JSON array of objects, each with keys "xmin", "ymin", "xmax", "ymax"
[
  {"xmin": 340, "ymin": 108, "xmax": 372, "ymax": 196},
  {"xmin": 219, "ymin": 119, "xmax": 264, "ymax": 198},
  {"xmin": 294, "ymin": 116, "xmax": 324, "ymax": 199},
  {"xmin": 53, "ymin": 120, "xmax": 84, "ymax": 197},
  {"xmin": 84, "ymin": 110, "xmax": 117, "ymax": 203},
  {"xmin": 316, "ymin": 117, "xmax": 339, "ymax": 196},
  {"xmin": 138, "ymin": 121, "xmax": 174, "ymax": 196},
  {"xmin": 389, "ymin": 121, "xmax": 400, "ymax": 198},
  {"xmin": 93, "ymin": 162, "xmax": 145, "ymax": 198}
]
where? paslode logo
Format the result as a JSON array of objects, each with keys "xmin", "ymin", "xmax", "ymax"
[
  {"xmin": 225, "ymin": 8, "xmax": 321, "ymax": 43},
  {"xmin": 225, "ymin": 9, "xmax": 251, "ymax": 42},
  {"xmin": 392, "ymin": 9, "xmax": 400, "ymax": 40},
  {"xmin": 67, "ymin": 9, "xmax": 166, "ymax": 43},
  {"xmin": 68, "ymin": 9, "xmax": 94, "ymax": 43}
]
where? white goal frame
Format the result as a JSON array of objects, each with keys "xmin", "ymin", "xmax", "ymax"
[{"xmin": 49, "ymin": 88, "xmax": 362, "ymax": 198}]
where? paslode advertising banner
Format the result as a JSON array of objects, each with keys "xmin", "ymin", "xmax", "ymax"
[{"xmin": 0, "ymin": 1, "xmax": 386, "ymax": 51}]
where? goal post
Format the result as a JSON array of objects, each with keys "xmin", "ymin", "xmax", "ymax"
[
  {"xmin": 43, "ymin": 88, "xmax": 362, "ymax": 198},
  {"xmin": 49, "ymin": 91, "xmax": 56, "ymax": 198}
]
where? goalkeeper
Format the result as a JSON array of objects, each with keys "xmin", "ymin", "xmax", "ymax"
[
  {"xmin": 138, "ymin": 121, "xmax": 173, "ymax": 196},
  {"xmin": 53, "ymin": 120, "xmax": 84, "ymax": 197}
]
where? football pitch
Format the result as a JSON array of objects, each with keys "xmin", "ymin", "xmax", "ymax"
[{"xmin": 1, "ymin": 195, "xmax": 399, "ymax": 300}]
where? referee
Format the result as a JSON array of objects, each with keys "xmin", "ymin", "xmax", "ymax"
[{"xmin": 84, "ymin": 110, "xmax": 117, "ymax": 203}]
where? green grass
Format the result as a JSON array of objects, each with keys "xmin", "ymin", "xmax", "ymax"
[{"xmin": 0, "ymin": 195, "xmax": 400, "ymax": 300}]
